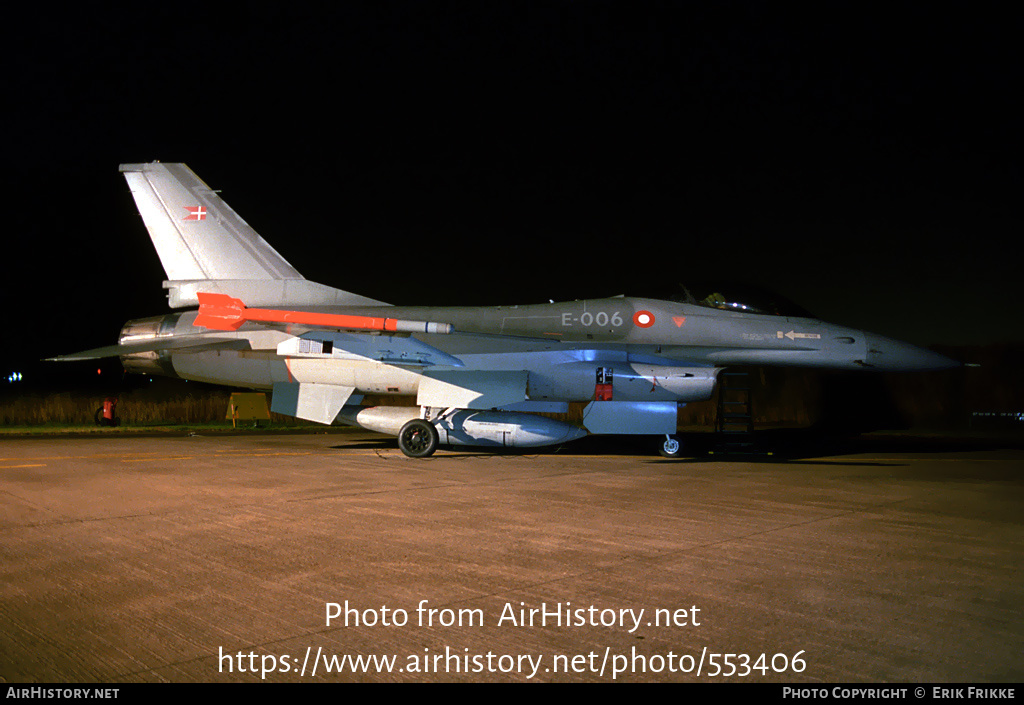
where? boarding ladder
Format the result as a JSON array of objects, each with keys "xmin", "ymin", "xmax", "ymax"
[{"xmin": 714, "ymin": 369, "xmax": 755, "ymax": 452}]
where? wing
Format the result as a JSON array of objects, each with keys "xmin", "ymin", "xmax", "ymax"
[
  {"xmin": 47, "ymin": 336, "xmax": 251, "ymax": 361},
  {"xmin": 278, "ymin": 331, "xmax": 463, "ymax": 368}
]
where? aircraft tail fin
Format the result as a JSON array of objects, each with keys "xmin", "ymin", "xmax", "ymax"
[
  {"xmin": 120, "ymin": 162, "xmax": 299, "ymax": 282},
  {"xmin": 119, "ymin": 162, "xmax": 387, "ymax": 308}
]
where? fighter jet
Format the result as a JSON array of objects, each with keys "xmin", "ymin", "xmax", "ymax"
[{"xmin": 52, "ymin": 162, "xmax": 958, "ymax": 457}]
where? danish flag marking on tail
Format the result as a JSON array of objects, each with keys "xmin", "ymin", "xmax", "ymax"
[{"xmin": 183, "ymin": 206, "xmax": 207, "ymax": 221}]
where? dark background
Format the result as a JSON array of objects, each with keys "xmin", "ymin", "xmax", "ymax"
[{"xmin": 2, "ymin": 3, "xmax": 1020, "ymax": 386}]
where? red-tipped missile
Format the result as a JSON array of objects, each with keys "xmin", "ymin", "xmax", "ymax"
[{"xmin": 194, "ymin": 293, "xmax": 453, "ymax": 334}]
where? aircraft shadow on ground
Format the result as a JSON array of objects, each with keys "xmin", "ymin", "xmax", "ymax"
[{"xmin": 332, "ymin": 427, "xmax": 1024, "ymax": 465}]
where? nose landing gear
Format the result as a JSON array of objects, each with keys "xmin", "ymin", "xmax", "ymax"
[{"xmin": 658, "ymin": 434, "xmax": 684, "ymax": 458}]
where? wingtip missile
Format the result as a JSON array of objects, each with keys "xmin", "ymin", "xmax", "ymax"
[{"xmin": 194, "ymin": 292, "xmax": 454, "ymax": 335}]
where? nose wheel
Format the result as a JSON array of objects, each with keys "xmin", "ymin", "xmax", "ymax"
[
  {"xmin": 658, "ymin": 434, "xmax": 684, "ymax": 458},
  {"xmin": 398, "ymin": 419, "xmax": 439, "ymax": 458}
]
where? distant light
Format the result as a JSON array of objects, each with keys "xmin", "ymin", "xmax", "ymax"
[{"xmin": 97, "ymin": 368, "xmax": 102, "ymax": 375}]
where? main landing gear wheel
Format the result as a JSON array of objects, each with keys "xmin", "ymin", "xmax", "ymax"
[
  {"xmin": 398, "ymin": 419, "xmax": 439, "ymax": 458},
  {"xmin": 658, "ymin": 434, "xmax": 684, "ymax": 458}
]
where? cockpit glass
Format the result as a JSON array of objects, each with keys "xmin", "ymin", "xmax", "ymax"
[{"xmin": 642, "ymin": 282, "xmax": 813, "ymax": 318}]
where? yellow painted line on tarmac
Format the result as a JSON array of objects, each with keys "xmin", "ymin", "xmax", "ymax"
[
  {"xmin": 120, "ymin": 456, "xmax": 202, "ymax": 463},
  {"xmin": 226, "ymin": 451, "xmax": 318, "ymax": 457},
  {"xmin": 0, "ymin": 451, "xmax": 172, "ymax": 462},
  {"xmin": 0, "ymin": 464, "xmax": 46, "ymax": 469},
  {"xmin": 215, "ymin": 451, "xmax": 317, "ymax": 456},
  {"xmin": 0, "ymin": 450, "xmax": 374, "ymax": 465},
  {"xmin": 0, "ymin": 449, "xmax": 320, "ymax": 462},
  {"xmin": 120, "ymin": 451, "xmax": 321, "ymax": 463}
]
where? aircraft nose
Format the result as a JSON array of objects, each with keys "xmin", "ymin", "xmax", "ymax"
[{"xmin": 862, "ymin": 333, "xmax": 960, "ymax": 371}]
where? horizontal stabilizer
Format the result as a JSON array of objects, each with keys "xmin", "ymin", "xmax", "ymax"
[
  {"xmin": 47, "ymin": 336, "xmax": 251, "ymax": 361},
  {"xmin": 195, "ymin": 292, "xmax": 454, "ymax": 335}
]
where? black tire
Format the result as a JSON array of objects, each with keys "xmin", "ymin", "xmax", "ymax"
[
  {"xmin": 398, "ymin": 419, "xmax": 439, "ymax": 458},
  {"xmin": 658, "ymin": 435, "xmax": 684, "ymax": 458},
  {"xmin": 94, "ymin": 408, "xmax": 104, "ymax": 426}
]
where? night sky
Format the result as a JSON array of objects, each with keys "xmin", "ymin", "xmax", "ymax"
[{"xmin": 3, "ymin": 3, "xmax": 1021, "ymax": 376}]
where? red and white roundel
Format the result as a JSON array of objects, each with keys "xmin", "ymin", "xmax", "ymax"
[{"xmin": 633, "ymin": 310, "xmax": 655, "ymax": 328}]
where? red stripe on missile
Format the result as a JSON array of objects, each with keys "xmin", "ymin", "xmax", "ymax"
[{"xmin": 194, "ymin": 293, "xmax": 452, "ymax": 334}]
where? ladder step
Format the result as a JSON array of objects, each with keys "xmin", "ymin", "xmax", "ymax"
[{"xmin": 717, "ymin": 369, "xmax": 754, "ymax": 436}]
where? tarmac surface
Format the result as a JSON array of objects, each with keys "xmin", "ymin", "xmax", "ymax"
[{"xmin": 1, "ymin": 429, "xmax": 1021, "ymax": 683}]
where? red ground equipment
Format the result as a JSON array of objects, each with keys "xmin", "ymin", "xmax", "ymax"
[{"xmin": 94, "ymin": 397, "xmax": 119, "ymax": 427}]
